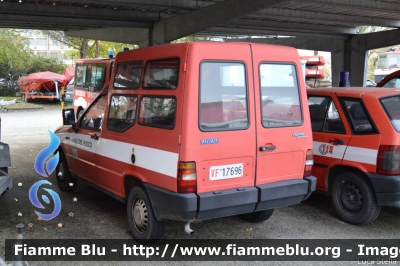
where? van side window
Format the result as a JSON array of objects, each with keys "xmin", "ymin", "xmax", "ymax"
[
  {"xmin": 107, "ymin": 95, "xmax": 138, "ymax": 132},
  {"xmin": 79, "ymin": 94, "xmax": 108, "ymax": 130},
  {"xmin": 341, "ymin": 98, "xmax": 377, "ymax": 134},
  {"xmin": 199, "ymin": 62, "xmax": 248, "ymax": 131},
  {"xmin": 138, "ymin": 97, "xmax": 176, "ymax": 129},
  {"xmin": 308, "ymin": 96, "xmax": 345, "ymax": 133},
  {"xmin": 113, "ymin": 61, "xmax": 142, "ymax": 89},
  {"xmin": 260, "ymin": 64, "xmax": 302, "ymax": 127},
  {"xmin": 143, "ymin": 59, "xmax": 179, "ymax": 89}
]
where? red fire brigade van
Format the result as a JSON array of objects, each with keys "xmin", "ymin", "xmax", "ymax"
[
  {"xmin": 56, "ymin": 42, "xmax": 316, "ymax": 243},
  {"xmin": 308, "ymin": 87, "xmax": 400, "ymax": 225}
]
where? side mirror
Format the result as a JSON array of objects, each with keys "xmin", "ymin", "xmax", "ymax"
[{"xmin": 62, "ymin": 108, "xmax": 78, "ymax": 133}]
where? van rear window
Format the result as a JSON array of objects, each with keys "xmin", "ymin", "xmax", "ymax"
[
  {"xmin": 260, "ymin": 63, "xmax": 302, "ymax": 127},
  {"xmin": 380, "ymin": 95, "xmax": 400, "ymax": 132},
  {"xmin": 143, "ymin": 59, "xmax": 179, "ymax": 89},
  {"xmin": 199, "ymin": 62, "xmax": 249, "ymax": 132},
  {"xmin": 113, "ymin": 61, "xmax": 142, "ymax": 89}
]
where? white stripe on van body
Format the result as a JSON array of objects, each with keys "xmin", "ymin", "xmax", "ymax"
[
  {"xmin": 313, "ymin": 141, "xmax": 378, "ymax": 166},
  {"xmin": 59, "ymin": 132, "xmax": 179, "ymax": 178}
]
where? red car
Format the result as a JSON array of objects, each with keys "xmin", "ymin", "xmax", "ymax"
[{"xmin": 308, "ymin": 87, "xmax": 400, "ymax": 225}]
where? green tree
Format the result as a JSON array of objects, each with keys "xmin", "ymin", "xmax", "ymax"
[{"xmin": 40, "ymin": 30, "xmax": 135, "ymax": 59}]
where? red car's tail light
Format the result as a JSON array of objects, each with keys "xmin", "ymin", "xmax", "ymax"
[{"xmin": 377, "ymin": 145, "xmax": 400, "ymax": 175}]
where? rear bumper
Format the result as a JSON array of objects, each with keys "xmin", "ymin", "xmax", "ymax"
[
  {"xmin": 366, "ymin": 173, "xmax": 400, "ymax": 206},
  {"xmin": 144, "ymin": 176, "xmax": 317, "ymax": 221}
]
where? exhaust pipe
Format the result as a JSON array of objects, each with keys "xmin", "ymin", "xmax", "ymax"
[{"xmin": 184, "ymin": 220, "xmax": 194, "ymax": 235}]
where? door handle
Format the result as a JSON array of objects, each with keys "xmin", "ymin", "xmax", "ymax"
[
  {"xmin": 259, "ymin": 145, "xmax": 276, "ymax": 151},
  {"xmin": 90, "ymin": 134, "xmax": 99, "ymax": 140},
  {"xmin": 329, "ymin": 138, "xmax": 344, "ymax": 145}
]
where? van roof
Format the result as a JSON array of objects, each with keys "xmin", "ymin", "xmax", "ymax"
[{"xmin": 115, "ymin": 41, "xmax": 299, "ymax": 62}]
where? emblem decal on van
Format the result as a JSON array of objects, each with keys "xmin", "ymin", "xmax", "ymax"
[
  {"xmin": 200, "ymin": 138, "xmax": 220, "ymax": 145},
  {"xmin": 319, "ymin": 144, "xmax": 333, "ymax": 155},
  {"xmin": 292, "ymin": 132, "xmax": 307, "ymax": 138}
]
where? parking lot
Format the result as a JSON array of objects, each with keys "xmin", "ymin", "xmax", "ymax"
[{"xmin": 1, "ymin": 107, "xmax": 400, "ymax": 266}]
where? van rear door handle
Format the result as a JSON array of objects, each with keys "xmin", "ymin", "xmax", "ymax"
[
  {"xmin": 259, "ymin": 145, "xmax": 276, "ymax": 151},
  {"xmin": 90, "ymin": 134, "xmax": 99, "ymax": 140}
]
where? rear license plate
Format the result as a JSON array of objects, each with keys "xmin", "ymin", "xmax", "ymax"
[{"xmin": 209, "ymin": 163, "xmax": 243, "ymax": 180}]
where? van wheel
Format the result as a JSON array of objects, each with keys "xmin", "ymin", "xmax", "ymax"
[
  {"xmin": 331, "ymin": 172, "xmax": 381, "ymax": 225},
  {"xmin": 239, "ymin": 209, "xmax": 274, "ymax": 223},
  {"xmin": 55, "ymin": 151, "xmax": 77, "ymax": 192},
  {"xmin": 127, "ymin": 187, "xmax": 165, "ymax": 244}
]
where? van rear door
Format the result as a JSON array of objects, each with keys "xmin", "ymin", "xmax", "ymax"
[
  {"xmin": 183, "ymin": 43, "xmax": 257, "ymax": 195},
  {"xmin": 251, "ymin": 44, "xmax": 311, "ymax": 185}
]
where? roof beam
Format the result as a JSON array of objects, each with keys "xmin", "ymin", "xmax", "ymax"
[
  {"xmin": 152, "ymin": 0, "xmax": 291, "ymax": 44},
  {"xmin": 53, "ymin": 0, "xmax": 215, "ymax": 10},
  {"xmin": 229, "ymin": 18, "xmax": 358, "ymax": 34},
  {"xmin": 353, "ymin": 28, "xmax": 400, "ymax": 50},
  {"xmin": 0, "ymin": 14, "xmax": 152, "ymax": 29},
  {"xmin": 251, "ymin": 8, "xmax": 400, "ymax": 28},
  {"xmin": 202, "ymin": 26, "xmax": 349, "ymax": 39},
  {"xmin": 223, "ymin": 37, "xmax": 343, "ymax": 52},
  {"xmin": 291, "ymin": 0, "xmax": 400, "ymax": 15},
  {"xmin": 0, "ymin": 1, "xmax": 159, "ymax": 21}
]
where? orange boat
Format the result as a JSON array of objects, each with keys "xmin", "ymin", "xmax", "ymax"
[
  {"xmin": 300, "ymin": 55, "xmax": 325, "ymax": 66},
  {"xmin": 305, "ymin": 66, "xmax": 325, "ymax": 79},
  {"xmin": 17, "ymin": 71, "xmax": 69, "ymax": 102},
  {"xmin": 62, "ymin": 67, "xmax": 75, "ymax": 83}
]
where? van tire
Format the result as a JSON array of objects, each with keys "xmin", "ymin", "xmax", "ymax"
[
  {"xmin": 331, "ymin": 172, "xmax": 381, "ymax": 225},
  {"xmin": 127, "ymin": 187, "xmax": 165, "ymax": 244},
  {"xmin": 55, "ymin": 151, "xmax": 77, "ymax": 192},
  {"xmin": 239, "ymin": 209, "xmax": 274, "ymax": 223}
]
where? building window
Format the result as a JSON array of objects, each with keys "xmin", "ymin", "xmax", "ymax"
[
  {"xmin": 50, "ymin": 39, "xmax": 60, "ymax": 47},
  {"xmin": 36, "ymin": 38, "xmax": 47, "ymax": 47}
]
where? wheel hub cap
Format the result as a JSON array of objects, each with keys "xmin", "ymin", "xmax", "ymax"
[
  {"xmin": 341, "ymin": 182, "xmax": 363, "ymax": 212},
  {"xmin": 132, "ymin": 198, "xmax": 148, "ymax": 234}
]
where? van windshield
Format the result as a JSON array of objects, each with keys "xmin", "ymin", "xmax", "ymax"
[
  {"xmin": 380, "ymin": 95, "xmax": 400, "ymax": 132},
  {"xmin": 75, "ymin": 63, "xmax": 107, "ymax": 92}
]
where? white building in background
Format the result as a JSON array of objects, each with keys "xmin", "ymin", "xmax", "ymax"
[{"xmin": 23, "ymin": 30, "xmax": 74, "ymax": 66}]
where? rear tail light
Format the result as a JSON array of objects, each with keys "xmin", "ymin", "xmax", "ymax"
[
  {"xmin": 377, "ymin": 145, "xmax": 400, "ymax": 175},
  {"xmin": 304, "ymin": 149, "xmax": 313, "ymax": 177},
  {"xmin": 177, "ymin": 162, "xmax": 197, "ymax": 193}
]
